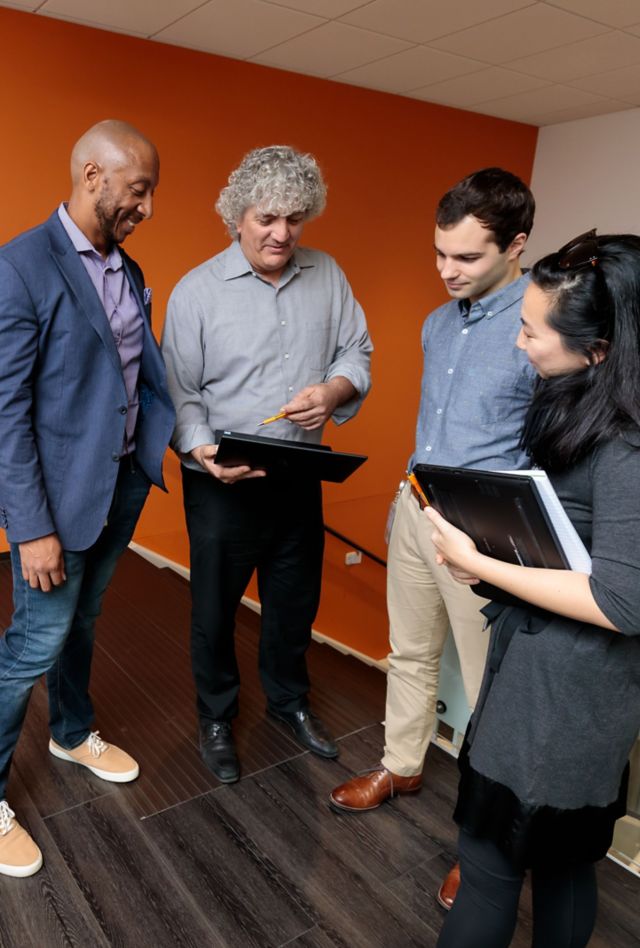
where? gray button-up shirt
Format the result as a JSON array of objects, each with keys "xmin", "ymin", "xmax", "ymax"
[
  {"xmin": 412, "ymin": 273, "xmax": 535, "ymax": 471},
  {"xmin": 162, "ymin": 241, "xmax": 372, "ymax": 469}
]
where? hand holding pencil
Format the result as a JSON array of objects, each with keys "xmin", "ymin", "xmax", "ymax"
[
  {"xmin": 259, "ymin": 381, "xmax": 346, "ymax": 430},
  {"xmin": 259, "ymin": 410, "xmax": 288, "ymax": 427}
]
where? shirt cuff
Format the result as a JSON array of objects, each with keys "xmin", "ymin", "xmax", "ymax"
[{"xmin": 170, "ymin": 423, "xmax": 217, "ymax": 456}]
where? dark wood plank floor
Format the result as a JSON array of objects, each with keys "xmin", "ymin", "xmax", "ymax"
[{"xmin": 0, "ymin": 550, "xmax": 638, "ymax": 947}]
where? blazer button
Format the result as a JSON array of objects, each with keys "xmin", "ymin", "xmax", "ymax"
[
  {"xmin": 112, "ymin": 453, "xmax": 120, "ymax": 461},
  {"xmin": 119, "ymin": 406, "xmax": 127, "ymax": 414}
]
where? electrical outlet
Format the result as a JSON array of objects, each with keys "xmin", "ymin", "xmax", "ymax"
[{"xmin": 345, "ymin": 550, "xmax": 362, "ymax": 566}]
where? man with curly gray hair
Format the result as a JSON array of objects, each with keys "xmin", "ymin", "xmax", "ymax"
[
  {"xmin": 162, "ymin": 145, "xmax": 372, "ymax": 783},
  {"xmin": 215, "ymin": 145, "xmax": 326, "ymax": 238}
]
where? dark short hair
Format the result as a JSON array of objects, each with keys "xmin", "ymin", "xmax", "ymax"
[{"xmin": 436, "ymin": 167, "xmax": 535, "ymax": 252}]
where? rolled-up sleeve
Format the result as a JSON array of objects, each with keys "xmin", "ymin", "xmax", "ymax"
[{"xmin": 325, "ymin": 264, "xmax": 372, "ymax": 425}]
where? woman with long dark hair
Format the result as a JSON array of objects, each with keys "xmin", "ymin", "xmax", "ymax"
[{"xmin": 429, "ymin": 231, "xmax": 640, "ymax": 947}]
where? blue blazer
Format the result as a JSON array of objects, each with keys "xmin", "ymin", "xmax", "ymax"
[{"xmin": 0, "ymin": 210, "xmax": 175, "ymax": 550}]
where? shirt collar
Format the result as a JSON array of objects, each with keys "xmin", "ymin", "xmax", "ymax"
[
  {"xmin": 57, "ymin": 202, "xmax": 122, "ymax": 271},
  {"xmin": 222, "ymin": 239, "xmax": 316, "ymax": 282},
  {"xmin": 457, "ymin": 271, "xmax": 530, "ymax": 320}
]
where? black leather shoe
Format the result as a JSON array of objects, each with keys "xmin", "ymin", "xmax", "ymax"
[
  {"xmin": 199, "ymin": 721, "xmax": 240, "ymax": 783},
  {"xmin": 268, "ymin": 708, "xmax": 339, "ymax": 759}
]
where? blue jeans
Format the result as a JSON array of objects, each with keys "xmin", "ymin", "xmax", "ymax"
[{"xmin": 0, "ymin": 457, "xmax": 150, "ymax": 799}]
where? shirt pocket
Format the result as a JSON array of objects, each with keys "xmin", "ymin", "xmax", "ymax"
[{"xmin": 459, "ymin": 365, "xmax": 524, "ymax": 426}]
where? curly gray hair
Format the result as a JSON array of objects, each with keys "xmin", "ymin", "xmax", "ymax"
[{"xmin": 216, "ymin": 145, "xmax": 327, "ymax": 237}]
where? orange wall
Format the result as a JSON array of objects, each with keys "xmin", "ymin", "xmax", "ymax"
[{"xmin": 0, "ymin": 8, "xmax": 537, "ymax": 657}]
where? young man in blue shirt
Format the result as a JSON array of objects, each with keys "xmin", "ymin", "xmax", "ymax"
[{"xmin": 330, "ymin": 167, "xmax": 536, "ymax": 909}]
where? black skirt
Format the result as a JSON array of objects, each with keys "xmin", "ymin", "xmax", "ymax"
[{"xmin": 453, "ymin": 737, "xmax": 629, "ymax": 871}]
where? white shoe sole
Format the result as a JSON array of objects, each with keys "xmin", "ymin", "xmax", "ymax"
[
  {"xmin": 0, "ymin": 851, "xmax": 43, "ymax": 877},
  {"xmin": 48, "ymin": 741, "xmax": 139, "ymax": 782}
]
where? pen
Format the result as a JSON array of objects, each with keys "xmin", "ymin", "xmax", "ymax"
[
  {"xmin": 259, "ymin": 410, "xmax": 287, "ymax": 426},
  {"xmin": 406, "ymin": 471, "xmax": 430, "ymax": 507}
]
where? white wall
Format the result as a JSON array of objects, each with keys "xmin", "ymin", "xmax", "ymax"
[{"xmin": 525, "ymin": 107, "xmax": 640, "ymax": 265}]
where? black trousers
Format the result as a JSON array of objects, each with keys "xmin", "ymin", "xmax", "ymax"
[
  {"xmin": 182, "ymin": 466, "xmax": 325, "ymax": 721},
  {"xmin": 437, "ymin": 830, "xmax": 597, "ymax": 948}
]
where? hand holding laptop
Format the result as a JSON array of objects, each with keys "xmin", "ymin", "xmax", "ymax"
[
  {"xmin": 425, "ymin": 505, "xmax": 481, "ymax": 586},
  {"xmin": 190, "ymin": 442, "xmax": 266, "ymax": 484}
]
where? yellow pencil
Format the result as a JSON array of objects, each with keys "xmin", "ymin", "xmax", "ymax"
[
  {"xmin": 259, "ymin": 410, "xmax": 287, "ymax": 426},
  {"xmin": 406, "ymin": 471, "xmax": 430, "ymax": 507}
]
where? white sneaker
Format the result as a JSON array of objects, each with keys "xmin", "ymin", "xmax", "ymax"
[
  {"xmin": 0, "ymin": 801, "xmax": 43, "ymax": 877},
  {"xmin": 49, "ymin": 731, "xmax": 139, "ymax": 782}
]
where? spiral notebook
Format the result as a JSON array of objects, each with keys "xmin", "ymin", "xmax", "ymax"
[{"xmin": 413, "ymin": 463, "xmax": 591, "ymax": 602}]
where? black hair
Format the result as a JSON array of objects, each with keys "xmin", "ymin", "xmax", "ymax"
[
  {"xmin": 521, "ymin": 233, "xmax": 640, "ymax": 471},
  {"xmin": 436, "ymin": 167, "xmax": 535, "ymax": 252}
]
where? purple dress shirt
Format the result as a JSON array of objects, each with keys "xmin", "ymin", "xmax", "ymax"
[{"xmin": 57, "ymin": 203, "xmax": 143, "ymax": 454}]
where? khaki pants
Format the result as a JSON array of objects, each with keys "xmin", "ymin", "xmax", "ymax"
[{"xmin": 382, "ymin": 483, "xmax": 490, "ymax": 777}]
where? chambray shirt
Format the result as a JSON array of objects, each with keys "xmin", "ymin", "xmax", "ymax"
[
  {"xmin": 411, "ymin": 273, "xmax": 535, "ymax": 471},
  {"xmin": 162, "ymin": 240, "xmax": 372, "ymax": 469},
  {"xmin": 57, "ymin": 203, "xmax": 143, "ymax": 453}
]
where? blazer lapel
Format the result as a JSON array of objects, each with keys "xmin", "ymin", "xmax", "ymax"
[
  {"xmin": 121, "ymin": 254, "xmax": 150, "ymax": 324},
  {"xmin": 44, "ymin": 212, "xmax": 122, "ymax": 374},
  {"xmin": 121, "ymin": 252, "xmax": 164, "ymax": 393}
]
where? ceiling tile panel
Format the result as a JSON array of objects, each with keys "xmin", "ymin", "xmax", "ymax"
[
  {"xmin": 39, "ymin": 0, "xmax": 203, "ymax": 35},
  {"xmin": 1, "ymin": 1, "xmax": 41, "ymax": 9},
  {"xmin": 506, "ymin": 30, "xmax": 640, "ymax": 82},
  {"xmin": 543, "ymin": 0, "xmax": 640, "ymax": 29},
  {"xmin": 429, "ymin": 5, "xmax": 609, "ymax": 65},
  {"xmin": 340, "ymin": 0, "xmax": 535, "ymax": 44},
  {"xmin": 335, "ymin": 45, "xmax": 485, "ymax": 93},
  {"xmin": 262, "ymin": 0, "xmax": 366, "ymax": 16},
  {"xmin": 536, "ymin": 98, "xmax": 632, "ymax": 123},
  {"xmin": 487, "ymin": 98, "xmax": 629, "ymax": 125},
  {"xmin": 2, "ymin": 0, "xmax": 640, "ymax": 124},
  {"xmin": 411, "ymin": 67, "xmax": 549, "ymax": 107},
  {"xmin": 251, "ymin": 21, "xmax": 410, "ymax": 77},
  {"xmin": 468, "ymin": 83, "xmax": 611, "ymax": 122},
  {"xmin": 569, "ymin": 63, "xmax": 640, "ymax": 104},
  {"xmin": 153, "ymin": 0, "xmax": 324, "ymax": 59}
]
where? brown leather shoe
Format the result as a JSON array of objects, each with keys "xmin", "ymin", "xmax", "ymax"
[
  {"xmin": 329, "ymin": 767, "xmax": 422, "ymax": 812},
  {"xmin": 437, "ymin": 862, "xmax": 460, "ymax": 910}
]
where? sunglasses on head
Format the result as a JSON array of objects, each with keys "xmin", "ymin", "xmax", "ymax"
[{"xmin": 557, "ymin": 229, "xmax": 599, "ymax": 271}]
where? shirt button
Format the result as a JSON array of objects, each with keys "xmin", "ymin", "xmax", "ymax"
[
  {"xmin": 447, "ymin": 368, "xmax": 453, "ymax": 374},
  {"xmin": 436, "ymin": 408, "xmax": 442, "ymax": 415},
  {"xmin": 461, "ymin": 328, "xmax": 469, "ymax": 335},
  {"xmin": 284, "ymin": 353, "xmax": 289, "ymax": 359},
  {"xmin": 281, "ymin": 320, "xmax": 286, "ymax": 326},
  {"xmin": 288, "ymin": 386, "xmax": 293, "ymax": 392},
  {"xmin": 426, "ymin": 445, "xmax": 432, "ymax": 452},
  {"xmin": 487, "ymin": 311, "xmax": 493, "ymax": 317}
]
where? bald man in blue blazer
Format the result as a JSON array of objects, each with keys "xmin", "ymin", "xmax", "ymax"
[{"xmin": 0, "ymin": 120, "xmax": 174, "ymax": 877}]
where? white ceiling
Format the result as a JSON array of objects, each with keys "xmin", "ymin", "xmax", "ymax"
[{"xmin": 5, "ymin": 0, "xmax": 640, "ymax": 126}]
